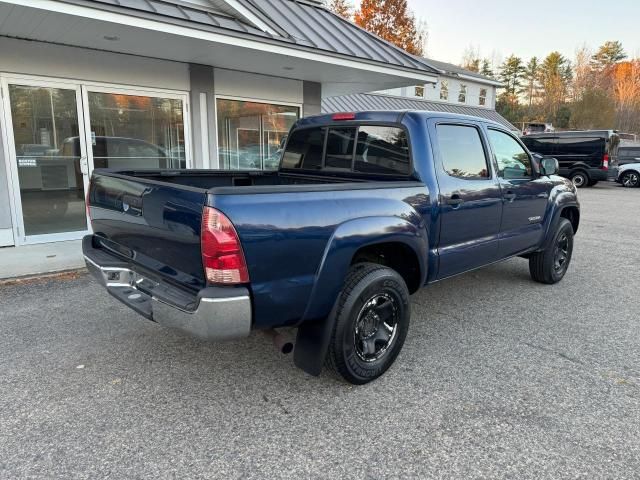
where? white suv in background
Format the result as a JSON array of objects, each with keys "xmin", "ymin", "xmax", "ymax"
[{"xmin": 617, "ymin": 162, "xmax": 640, "ymax": 188}]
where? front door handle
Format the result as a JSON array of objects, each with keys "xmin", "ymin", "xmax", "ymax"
[
  {"xmin": 503, "ymin": 191, "xmax": 517, "ymax": 202},
  {"xmin": 447, "ymin": 194, "xmax": 464, "ymax": 208}
]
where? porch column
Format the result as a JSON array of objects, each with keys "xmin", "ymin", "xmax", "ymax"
[{"xmin": 303, "ymin": 81, "xmax": 322, "ymax": 117}]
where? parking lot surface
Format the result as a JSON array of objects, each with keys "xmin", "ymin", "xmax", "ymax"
[{"xmin": 1, "ymin": 182, "xmax": 639, "ymax": 479}]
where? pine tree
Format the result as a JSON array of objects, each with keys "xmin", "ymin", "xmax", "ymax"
[
  {"xmin": 480, "ymin": 59, "xmax": 494, "ymax": 78},
  {"xmin": 354, "ymin": 0, "xmax": 425, "ymax": 56},
  {"xmin": 521, "ymin": 57, "xmax": 540, "ymax": 107},
  {"xmin": 591, "ymin": 41, "xmax": 627, "ymax": 70},
  {"xmin": 498, "ymin": 55, "xmax": 525, "ymax": 101}
]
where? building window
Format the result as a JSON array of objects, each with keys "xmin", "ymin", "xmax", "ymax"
[
  {"xmin": 414, "ymin": 85, "xmax": 425, "ymax": 98},
  {"xmin": 479, "ymin": 88, "xmax": 488, "ymax": 106},
  {"xmin": 458, "ymin": 84, "xmax": 467, "ymax": 103},
  {"xmin": 216, "ymin": 99, "xmax": 300, "ymax": 170},
  {"xmin": 440, "ymin": 80, "xmax": 449, "ymax": 101}
]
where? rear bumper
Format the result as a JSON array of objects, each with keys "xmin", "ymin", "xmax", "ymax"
[{"xmin": 83, "ymin": 236, "xmax": 252, "ymax": 341}]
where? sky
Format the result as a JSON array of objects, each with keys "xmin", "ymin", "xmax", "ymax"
[{"xmin": 351, "ymin": 0, "xmax": 640, "ymax": 66}]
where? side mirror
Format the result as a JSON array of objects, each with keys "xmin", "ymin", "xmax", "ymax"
[{"xmin": 541, "ymin": 157, "xmax": 559, "ymax": 176}]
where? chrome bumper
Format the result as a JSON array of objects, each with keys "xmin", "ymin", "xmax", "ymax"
[{"xmin": 84, "ymin": 255, "xmax": 252, "ymax": 341}]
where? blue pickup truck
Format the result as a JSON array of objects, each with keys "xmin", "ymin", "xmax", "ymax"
[{"xmin": 83, "ymin": 111, "xmax": 580, "ymax": 384}]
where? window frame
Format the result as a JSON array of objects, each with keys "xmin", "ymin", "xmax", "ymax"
[
  {"xmin": 458, "ymin": 84, "xmax": 467, "ymax": 103},
  {"xmin": 486, "ymin": 127, "xmax": 535, "ymax": 180},
  {"xmin": 435, "ymin": 122, "xmax": 494, "ymax": 181},
  {"xmin": 414, "ymin": 85, "xmax": 425, "ymax": 98},
  {"xmin": 479, "ymin": 88, "xmax": 488, "ymax": 106},
  {"xmin": 440, "ymin": 80, "xmax": 449, "ymax": 101},
  {"xmin": 279, "ymin": 121, "xmax": 414, "ymax": 178}
]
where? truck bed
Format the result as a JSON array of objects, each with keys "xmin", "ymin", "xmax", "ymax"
[{"xmin": 88, "ymin": 169, "xmax": 427, "ymax": 329}]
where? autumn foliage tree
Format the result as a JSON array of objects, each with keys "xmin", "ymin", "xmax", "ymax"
[
  {"xmin": 325, "ymin": 0, "xmax": 352, "ymax": 19},
  {"xmin": 353, "ymin": 0, "xmax": 425, "ymax": 56}
]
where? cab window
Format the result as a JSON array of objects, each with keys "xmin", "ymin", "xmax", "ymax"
[
  {"xmin": 488, "ymin": 129, "xmax": 532, "ymax": 179},
  {"xmin": 437, "ymin": 124, "xmax": 490, "ymax": 179}
]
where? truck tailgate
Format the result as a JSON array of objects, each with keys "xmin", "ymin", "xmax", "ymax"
[{"xmin": 88, "ymin": 173, "xmax": 208, "ymax": 290}]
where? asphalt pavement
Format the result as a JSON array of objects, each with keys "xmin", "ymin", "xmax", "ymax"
[{"xmin": 1, "ymin": 181, "xmax": 639, "ymax": 479}]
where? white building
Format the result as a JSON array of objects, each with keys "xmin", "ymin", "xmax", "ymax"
[
  {"xmin": 377, "ymin": 58, "xmax": 501, "ymax": 109},
  {"xmin": 323, "ymin": 58, "xmax": 516, "ymax": 132},
  {"xmin": 0, "ymin": 0, "xmax": 440, "ymax": 275}
]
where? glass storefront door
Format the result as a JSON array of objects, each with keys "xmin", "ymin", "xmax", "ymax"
[
  {"xmin": 1, "ymin": 76, "xmax": 190, "ymax": 245},
  {"xmin": 2, "ymin": 79, "xmax": 90, "ymax": 242}
]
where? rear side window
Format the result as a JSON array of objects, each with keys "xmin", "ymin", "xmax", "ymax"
[
  {"xmin": 281, "ymin": 127, "xmax": 325, "ymax": 170},
  {"xmin": 325, "ymin": 127, "xmax": 356, "ymax": 171},
  {"xmin": 354, "ymin": 126, "xmax": 410, "ymax": 175},
  {"xmin": 437, "ymin": 124, "xmax": 489, "ymax": 179}
]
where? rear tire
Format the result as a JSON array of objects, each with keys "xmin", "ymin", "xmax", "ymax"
[
  {"xmin": 588, "ymin": 180, "xmax": 599, "ymax": 187},
  {"xmin": 570, "ymin": 170, "xmax": 589, "ymax": 188},
  {"xmin": 325, "ymin": 263, "xmax": 410, "ymax": 385},
  {"xmin": 621, "ymin": 171, "xmax": 640, "ymax": 188},
  {"xmin": 529, "ymin": 218, "xmax": 574, "ymax": 284}
]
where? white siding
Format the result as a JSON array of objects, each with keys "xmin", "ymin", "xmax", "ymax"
[
  {"xmin": 0, "ymin": 37, "xmax": 190, "ymax": 90},
  {"xmin": 374, "ymin": 77, "xmax": 496, "ymax": 109},
  {"xmin": 214, "ymin": 69, "xmax": 303, "ymax": 106}
]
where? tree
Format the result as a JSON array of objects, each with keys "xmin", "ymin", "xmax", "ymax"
[
  {"xmin": 461, "ymin": 46, "xmax": 480, "ymax": 72},
  {"xmin": 354, "ymin": 0, "xmax": 425, "ymax": 55},
  {"xmin": 326, "ymin": 0, "xmax": 352, "ymax": 19},
  {"xmin": 591, "ymin": 41, "xmax": 627, "ymax": 70},
  {"xmin": 539, "ymin": 52, "xmax": 572, "ymax": 122},
  {"xmin": 480, "ymin": 59, "xmax": 494, "ymax": 79},
  {"xmin": 571, "ymin": 88, "xmax": 615, "ymax": 130},
  {"xmin": 521, "ymin": 57, "xmax": 540, "ymax": 107},
  {"xmin": 612, "ymin": 60, "xmax": 640, "ymax": 133},
  {"xmin": 498, "ymin": 55, "xmax": 525, "ymax": 108}
]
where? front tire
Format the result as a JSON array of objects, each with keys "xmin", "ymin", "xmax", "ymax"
[
  {"xmin": 621, "ymin": 170, "xmax": 640, "ymax": 188},
  {"xmin": 529, "ymin": 218, "xmax": 574, "ymax": 284},
  {"xmin": 325, "ymin": 263, "xmax": 410, "ymax": 385}
]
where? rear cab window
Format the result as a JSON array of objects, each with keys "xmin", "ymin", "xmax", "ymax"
[
  {"xmin": 436, "ymin": 124, "xmax": 490, "ymax": 179},
  {"xmin": 281, "ymin": 124, "xmax": 411, "ymax": 176}
]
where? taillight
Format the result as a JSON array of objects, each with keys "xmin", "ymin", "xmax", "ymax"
[
  {"xmin": 201, "ymin": 206, "xmax": 249, "ymax": 285},
  {"xmin": 332, "ymin": 112, "xmax": 356, "ymax": 121},
  {"xmin": 603, "ymin": 153, "xmax": 609, "ymax": 171}
]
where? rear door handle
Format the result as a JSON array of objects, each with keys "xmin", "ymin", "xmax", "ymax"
[
  {"xmin": 537, "ymin": 192, "xmax": 549, "ymax": 199},
  {"xmin": 503, "ymin": 191, "xmax": 517, "ymax": 202},
  {"xmin": 447, "ymin": 194, "xmax": 464, "ymax": 208}
]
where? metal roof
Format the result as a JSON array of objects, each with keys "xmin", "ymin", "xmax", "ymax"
[
  {"xmin": 79, "ymin": 0, "xmax": 439, "ymax": 74},
  {"xmin": 421, "ymin": 58, "xmax": 499, "ymax": 84},
  {"xmin": 322, "ymin": 93, "xmax": 519, "ymax": 131}
]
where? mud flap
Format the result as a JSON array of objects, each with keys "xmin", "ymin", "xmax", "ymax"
[{"xmin": 293, "ymin": 299, "xmax": 340, "ymax": 377}]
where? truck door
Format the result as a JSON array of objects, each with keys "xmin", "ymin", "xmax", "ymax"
[
  {"xmin": 431, "ymin": 122, "xmax": 503, "ymax": 279},
  {"xmin": 486, "ymin": 128, "xmax": 552, "ymax": 257}
]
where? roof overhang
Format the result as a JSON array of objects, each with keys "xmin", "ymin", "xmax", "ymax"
[{"xmin": 0, "ymin": 0, "xmax": 438, "ymax": 95}]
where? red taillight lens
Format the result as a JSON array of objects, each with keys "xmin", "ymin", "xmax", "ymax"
[
  {"xmin": 201, "ymin": 206, "xmax": 249, "ymax": 285},
  {"xmin": 603, "ymin": 153, "xmax": 609, "ymax": 171},
  {"xmin": 332, "ymin": 112, "xmax": 356, "ymax": 121}
]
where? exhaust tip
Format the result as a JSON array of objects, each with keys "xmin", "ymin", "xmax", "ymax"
[
  {"xmin": 281, "ymin": 342, "xmax": 294, "ymax": 355},
  {"xmin": 264, "ymin": 329, "xmax": 294, "ymax": 355}
]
